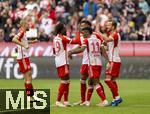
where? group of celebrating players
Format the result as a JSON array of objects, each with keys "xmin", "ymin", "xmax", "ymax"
[
  {"xmin": 53, "ymin": 19, "xmax": 122, "ymax": 107},
  {"xmin": 11, "ymin": 18, "xmax": 122, "ymax": 107}
]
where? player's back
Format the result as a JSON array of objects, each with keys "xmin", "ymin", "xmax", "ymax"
[
  {"xmin": 87, "ymin": 35, "xmax": 102, "ymax": 66},
  {"xmin": 79, "ymin": 32, "xmax": 103, "ymax": 65},
  {"xmin": 53, "ymin": 34, "xmax": 69, "ymax": 67}
]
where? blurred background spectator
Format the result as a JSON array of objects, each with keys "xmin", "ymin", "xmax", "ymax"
[
  {"xmin": 0, "ymin": 0, "xmax": 149, "ymax": 42},
  {"xmin": 0, "ymin": 28, "xmax": 5, "ymax": 42}
]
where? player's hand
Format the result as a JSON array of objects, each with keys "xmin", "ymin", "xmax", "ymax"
[
  {"xmin": 68, "ymin": 51, "xmax": 73, "ymax": 60},
  {"xmin": 24, "ymin": 45, "xmax": 29, "ymax": 49},
  {"xmin": 106, "ymin": 62, "xmax": 111, "ymax": 70}
]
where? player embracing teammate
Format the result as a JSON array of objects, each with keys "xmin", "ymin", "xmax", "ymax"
[
  {"xmin": 53, "ymin": 19, "xmax": 122, "ymax": 107},
  {"xmin": 96, "ymin": 19, "xmax": 123, "ymax": 106},
  {"xmin": 70, "ymin": 20, "xmax": 108, "ymax": 106},
  {"xmin": 68, "ymin": 23, "xmax": 109, "ymax": 106},
  {"xmin": 69, "ymin": 19, "xmax": 123, "ymax": 107}
]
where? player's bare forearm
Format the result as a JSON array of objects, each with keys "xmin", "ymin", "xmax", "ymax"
[
  {"xmin": 102, "ymin": 41, "xmax": 108, "ymax": 51},
  {"xmin": 69, "ymin": 46, "xmax": 86, "ymax": 54},
  {"xmin": 97, "ymin": 31, "xmax": 113, "ymax": 42},
  {"xmin": 98, "ymin": 32, "xmax": 109, "ymax": 41},
  {"xmin": 12, "ymin": 36, "xmax": 27, "ymax": 48},
  {"xmin": 95, "ymin": 20, "xmax": 100, "ymax": 32},
  {"xmin": 101, "ymin": 46, "xmax": 109, "ymax": 61}
]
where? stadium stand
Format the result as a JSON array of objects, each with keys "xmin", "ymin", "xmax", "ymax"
[{"xmin": 0, "ymin": 0, "xmax": 150, "ymax": 42}]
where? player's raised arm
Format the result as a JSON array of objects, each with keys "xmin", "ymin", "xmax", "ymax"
[
  {"xmin": 96, "ymin": 31, "xmax": 113, "ymax": 42},
  {"xmin": 70, "ymin": 31, "xmax": 81, "ymax": 44},
  {"xmin": 96, "ymin": 20, "xmax": 117, "ymax": 42}
]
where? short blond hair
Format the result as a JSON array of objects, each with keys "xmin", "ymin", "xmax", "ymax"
[{"xmin": 20, "ymin": 19, "xmax": 27, "ymax": 27}]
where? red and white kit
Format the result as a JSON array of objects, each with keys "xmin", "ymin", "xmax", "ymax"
[
  {"xmin": 78, "ymin": 34, "xmax": 89, "ymax": 76},
  {"xmin": 53, "ymin": 34, "xmax": 72, "ymax": 78},
  {"xmin": 16, "ymin": 28, "xmax": 31, "ymax": 73},
  {"xmin": 77, "ymin": 32, "xmax": 103, "ymax": 76},
  {"xmin": 83, "ymin": 34, "xmax": 103, "ymax": 79},
  {"xmin": 106, "ymin": 32, "xmax": 121, "ymax": 77}
]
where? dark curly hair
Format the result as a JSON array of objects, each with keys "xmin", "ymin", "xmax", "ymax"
[{"xmin": 54, "ymin": 22, "xmax": 66, "ymax": 35}]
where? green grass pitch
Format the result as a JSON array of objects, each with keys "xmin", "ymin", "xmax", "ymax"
[{"xmin": 0, "ymin": 79, "xmax": 150, "ymax": 114}]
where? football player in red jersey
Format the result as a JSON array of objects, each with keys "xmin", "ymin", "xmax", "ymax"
[
  {"xmin": 68, "ymin": 26, "xmax": 109, "ymax": 106},
  {"xmin": 70, "ymin": 20, "xmax": 108, "ymax": 106},
  {"xmin": 53, "ymin": 22, "xmax": 75, "ymax": 107},
  {"xmin": 71, "ymin": 20, "xmax": 93, "ymax": 105},
  {"xmin": 12, "ymin": 19, "xmax": 38, "ymax": 102},
  {"xmin": 96, "ymin": 19, "xmax": 122, "ymax": 106}
]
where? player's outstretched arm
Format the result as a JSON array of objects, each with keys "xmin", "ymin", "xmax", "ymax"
[
  {"xmin": 68, "ymin": 45, "xmax": 80, "ymax": 59},
  {"xmin": 96, "ymin": 23, "xmax": 113, "ymax": 42},
  {"xmin": 68, "ymin": 45, "xmax": 86, "ymax": 59},
  {"xmin": 12, "ymin": 36, "xmax": 28, "ymax": 49},
  {"xmin": 69, "ymin": 46, "xmax": 86, "ymax": 54}
]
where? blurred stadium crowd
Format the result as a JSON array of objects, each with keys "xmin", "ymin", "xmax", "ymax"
[{"xmin": 0, "ymin": 0, "xmax": 150, "ymax": 42}]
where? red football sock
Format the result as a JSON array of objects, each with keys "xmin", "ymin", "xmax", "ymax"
[
  {"xmin": 99, "ymin": 83, "xmax": 104, "ymax": 92},
  {"xmin": 105, "ymin": 80, "xmax": 119, "ymax": 99},
  {"xmin": 57, "ymin": 83, "xmax": 65, "ymax": 102},
  {"xmin": 87, "ymin": 86, "xmax": 94, "ymax": 101},
  {"xmin": 25, "ymin": 82, "xmax": 34, "ymax": 96},
  {"xmin": 64, "ymin": 83, "xmax": 70, "ymax": 102},
  {"xmin": 80, "ymin": 79, "xmax": 87, "ymax": 102},
  {"xmin": 113, "ymin": 81, "xmax": 118, "ymax": 93},
  {"xmin": 95, "ymin": 84, "xmax": 106, "ymax": 101}
]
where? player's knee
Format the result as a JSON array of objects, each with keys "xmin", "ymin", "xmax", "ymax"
[
  {"xmin": 61, "ymin": 76, "xmax": 70, "ymax": 81},
  {"xmin": 80, "ymin": 79, "xmax": 86, "ymax": 84},
  {"xmin": 25, "ymin": 70, "xmax": 31, "ymax": 76},
  {"xmin": 88, "ymin": 79, "xmax": 93, "ymax": 86},
  {"xmin": 105, "ymin": 75, "xmax": 112, "ymax": 81},
  {"xmin": 104, "ymin": 78, "xmax": 112, "ymax": 84},
  {"xmin": 28, "ymin": 70, "xmax": 32, "ymax": 76},
  {"xmin": 61, "ymin": 79, "xmax": 70, "ymax": 84},
  {"xmin": 112, "ymin": 77, "xmax": 117, "ymax": 81},
  {"xmin": 23, "ymin": 72, "xmax": 27, "ymax": 78},
  {"xmin": 93, "ymin": 78, "xmax": 99, "ymax": 85},
  {"xmin": 81, "ymin": 75, "xmax": 88, "ymax": 80}
]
